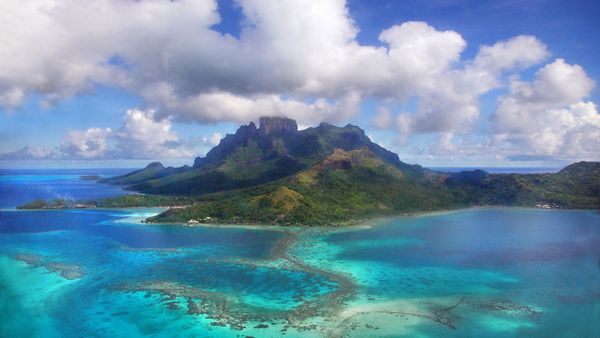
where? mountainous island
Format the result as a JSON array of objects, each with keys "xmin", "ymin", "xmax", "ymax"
[{"xmin": 19, "ymin": 116, "xmax": 600, "ymax": 225}]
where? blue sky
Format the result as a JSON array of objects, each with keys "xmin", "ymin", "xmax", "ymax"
[{"xmin": 1, "ymin": 0, "xmax": 599, "ymax": 168}]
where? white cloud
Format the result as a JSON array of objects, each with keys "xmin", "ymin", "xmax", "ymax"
[
  {"xmin": 1, "ymin": 108, "xmax": 207, "ymax": 160},
  {"xmin": 413, "ymin": 59, "xmax": 599, "ymax": 163},
  {"xmin": 472, "ymin": 35, "xmax": 549, "ymax": 73},
  {"xmin": 60, "ymin": 127, "xmax": 112, "ymax": 159},
  {"xmin": 406, "ymin": 35, "xmax": 548, "ymax": 133},
  {"xmin": 361, "ymin": 34, "xmax": 549, "ymax": 135},
  {"xmin": 147, "ymin": 86, "xmax": 362, "ymax": 125},
  {"xmin": 0, "ymin": 87, "xmax": 25, "ymax": 108},
  {"xmin": 379, "ymin": 21, "xmax": 466, "ymax": 94},
  {"xmin": 0, "ymin": 0, "xmax": 218, "ymax": 105},
  {"xmin": 396, "ymin": 113, "xmax": 413, "ymax": 134},
  {"xmin": 113, "ymin": 108, "xmax": 192, "ymax": 159},
  {"xmin": 429, "ymin": 133, "xmax": 458, "ymax": 155},
  {"xmin": 204, "ymin": 132, "xmax": 223, "ymax": 147},
  {"xmin": 0, "ymin": 146, "xmax": 58, "ymax": 160},
  {"xmin": 0, "ymin": 1, "xmax": 550, "ymax": 129},
  {"xmin": 371, "ymin": 106, "xmax": 393, "ymax": 129},
  {"xmin": 493, "ymin": 59, "xmax": 599, "ymax": 159},
  {"xmin": 524, "ymin": 58, "xmax": 593, "ymax": 105}
]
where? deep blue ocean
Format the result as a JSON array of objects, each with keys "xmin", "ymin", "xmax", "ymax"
[{"xmin": 0, "ymin": 169, "xmax": 599, "ymax": 337}]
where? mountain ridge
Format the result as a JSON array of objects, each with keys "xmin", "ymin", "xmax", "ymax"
[{"xmin": 101, "ymin": 116, "xmax": 422, "ymax": 195}]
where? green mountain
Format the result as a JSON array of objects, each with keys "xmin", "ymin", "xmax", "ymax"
[
  {"xmin": 149, "ymin": 147, "xmax": 459, "ymax": 225},
  {"xmin": 98, "ymin": 116, "xmax": 600, "ymax": 225},
  {"xmin": 101, "ymin": 116, "xmax": 423, "ymax": 195}
]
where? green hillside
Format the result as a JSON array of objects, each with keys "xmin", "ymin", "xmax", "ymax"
[
  {"xmin": 146, "ymin": 147, "xmax": 461, "ymax": 225},
  {"xmin": 445, "ymin": 162, "xmax": 600, "ymax": 209},
  {"xmin": 146, "ymin": 149, "xmax": 600, "ymax": 225}
]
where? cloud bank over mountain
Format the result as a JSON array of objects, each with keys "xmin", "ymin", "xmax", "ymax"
[{"xmin": 0, "ymin": 0, "xmax": 597, "ymax": 161}]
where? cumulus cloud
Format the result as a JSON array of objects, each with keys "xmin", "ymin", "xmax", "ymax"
[
  {"xmin": 60, "ymin": 127, "xmax": 112, "ymax": 159},
  {"xmin": 493, "ymin": 59, "xmax": 599, "ymax": 159},
  {"xmin": 1, "ymin": 0, "xmax": 596, "ymax": 162},
  {"xmin": 0, "ymin": 146, "xmax": 58, "ymax": 160},
  {"xmin": 379, "ymin": 21, "xmax": 466, "ymax": 95},
  {"xmin": 0, "ymin": 1, "xmax": 549, "ymax": 128},
  {"xmin": 364, "ymin": 34, "xmax": 549, "ymax": 135},
  {"xmin": 1, "ymin": 109, "xmax": 206, "ymax": 160},
  {"xmin": 426, "ymin": 133, "xmax": 497, "ymax": 160},
  {"xmin": 371, "ymin": 107, "xmax": 393, "ymax": 129},
  {"xmin": 408, "ymin": 35, "xmax": 548, "ymax": 133},
  {"xmin": 145, "ymin": 84, "xmax": 362, "ymax": 124},
  {"xmin": 471, "ymin": 35, "xmax": 549, "ymax": 74},
  {"xmin": 0, "ymin": 87, "xmax": 25, "ymax": 108},
  {"xmin": 414, "ymin": 59, "xmax": 599, "ymax": 163},
  {"xmin": 112, "ymin": 109, "xmax": 193, "ymax": 159},
  {"xmin": 203, "ymin": 133, "xmax": 223, "ymax": 147},
  {"xmin": 0, "ymin": 0, "xmax": 218, "ymax": 106}
]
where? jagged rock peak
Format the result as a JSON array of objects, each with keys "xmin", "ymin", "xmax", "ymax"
[
  {"xmin": 344, "ymin": 123, "xmax": 366, "ymax": 134},
  {"xmin": 318, "ymin": 122, "xmax": 334, "ymax": 128},
  {"xmin": 232, "ymin": 121, "xmax": 259, "ymax": 138},
  {"xmin": 259, "ymin": 116, "xmax": 298, "ymax": 136},
  {"xmin": 146, "ymin": 161, "xmax": 164, "ymax": 169}
]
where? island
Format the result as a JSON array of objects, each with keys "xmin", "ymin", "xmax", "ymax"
[
  {"xmin": 79, "ymin": 175, "xmax": 101, "ymax": 180},
  {"xmin": 19, "ymin": 116, "xmax": 600, "ymax": 225}
]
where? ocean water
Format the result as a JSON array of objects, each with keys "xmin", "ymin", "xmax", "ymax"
[
  {"xmin": 0, "ymin": 168, "xmax": 133, "ymax": 208},
  {"xmin": 1, "ymin": 170, "xmax": 599, "ymax": 337}
]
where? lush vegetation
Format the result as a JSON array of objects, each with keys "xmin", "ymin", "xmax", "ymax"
[
  {"xmin": 17, "ymin": 195, "xmax": 191, "ymax": 210},
  {"xmin": 17, "ymin": 198, "xmax": 71, "ymax": 209},
  {"xmin": 445, "ymin": 162, "xmax": 600, "ymax": 209},
  {"xmin": 94, "ymin": 195, "xmax": 193, "ymax": 208},
  {"xmin": 148, "ymin": 149, "xmax": 600, "ymax": 225}
]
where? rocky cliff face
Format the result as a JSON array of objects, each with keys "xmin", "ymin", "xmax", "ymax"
[
  {"xmin": 259, "ymin": 116, "xmax": 298, "ymax": 136},
  {"xmin": 193, "ymin": 122, "xmax": 260, "ymax": 167},
  {"xmin": 193, "ymin": 117, "xmax": 300, "ymax": 168},
  {"xmin": 191, "ymin": 116, "xmax": 418, "ymax": 172}
]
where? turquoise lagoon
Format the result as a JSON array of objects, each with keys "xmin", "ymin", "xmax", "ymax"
[{"xmin": 1, "ymin": 170, "xmax": 599, "ymax": 337}]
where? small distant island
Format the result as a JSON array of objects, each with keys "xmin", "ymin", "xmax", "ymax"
[
  {"xmin": 18, "ymin": 116, "xmax": 600, "ymax": 225},
  {"xmin": 79, "ymin": 175, "xmax": 101, "ymax": 180}
]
